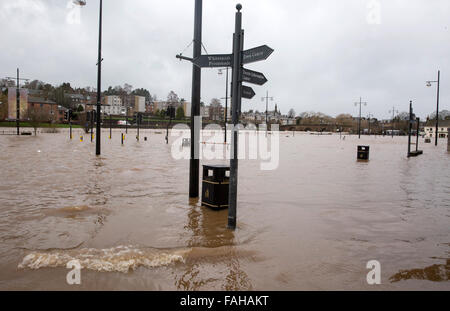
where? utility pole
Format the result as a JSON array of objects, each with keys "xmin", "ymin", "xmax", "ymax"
[
  {"xmin": 95, "ymin": 0, "xmax": 103, "ymax": 155},
  {"xmin": 261, "ymin": 91, "xmax": 273, "ymax": 137},
  {"xmin": 6, "ymin": 69, "xmax": 29, "ymax": 135},
  {"xmin": 189, "ymin": 0, "xmax": 203, "ymax": 198},
  {"xmin": 389, "ymin": 105, "xmax": 398, "ymax": 138},
  {"xmin": 354, "ymin": 97, "xmax": 367, "ymax": 139},
  {"xmin": 228, "ymin": 3, "xmax": 243, "ymax": 230}
]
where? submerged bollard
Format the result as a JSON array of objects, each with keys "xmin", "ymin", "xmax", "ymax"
[
  {"xmin": 80, "ymin": 136, "xmax": 83, "ymax": 142},
  {"xmin": 357, "ymin": 145, "xmax": 369, "ymax": 161},
  {"xmin": 121, "ymin": 133, "xmax": 124, "ymax": 145},
  {"xmin": 144, "ymin": 137, "xmax": 147, "ymax": 141}
]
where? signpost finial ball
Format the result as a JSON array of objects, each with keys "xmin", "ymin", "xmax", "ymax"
[{"xmin": 236, "ymin": 4, "xmax": 242, "ymax": 11}]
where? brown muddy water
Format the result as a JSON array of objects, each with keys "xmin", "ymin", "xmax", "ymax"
[{"xmin": 0, "ymin": 129, "xmax": 449, "ymax": 290}]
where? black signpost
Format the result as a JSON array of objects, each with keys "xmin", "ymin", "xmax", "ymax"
[
  {"xmin": 241, "ymin": 85, "xmax": 256, "ymax": 99},
  {"xmin": 176, "ymin": 3, "xmax": 273, "ymax": 229},
  {"xmin": 193, "ymin": 54, "xmax": 232, "ymax": 68},
  {"xmin": 227, "ymin": 4, "xmax": 272, "ymax": 230},
  {"xmin": 242, "ymin": 68, "xmax": 267, "ymax": 85},
  {"xmin": 242, "ymin": 45, "xmax": 274, "ymax": 64}
]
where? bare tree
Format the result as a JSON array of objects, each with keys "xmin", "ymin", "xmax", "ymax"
[
  {"xmin": 27, "ymin": 107, "xmax": 47, "ymax": 136},
  {"xmin": 288, "ymin": 108, "xmax": 296, "ymax": 118}
]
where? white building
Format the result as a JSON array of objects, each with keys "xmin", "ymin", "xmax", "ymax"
[
  {"xmin": 423, "ymin": 121, "xmax": 450, "ymax": 138},
  {"xmin": 103, "ymin": 95, "xmax": 123, "ymax": 115}
]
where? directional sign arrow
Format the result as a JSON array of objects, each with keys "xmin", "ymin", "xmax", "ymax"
[
  {"xmin": 241, "ymin": 85, "xmax": 255, "ymax": 99},
  {"xmin": 242, "ymin": 68, "xmax": 268, "ymax": 86},
  {"xmin": 242, "ymin": 45, "xmax": 274, "ymax": 65},
  {"xmin": 193, "ymin": 54, "xmax": 232, "ymax": 68}
]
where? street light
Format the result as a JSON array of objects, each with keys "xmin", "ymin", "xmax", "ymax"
[
  {"xmin": 426, "ymin": 70, "xmax": 440, "ymax": 146},
  {"xmin": 75, "ymin": 0, "xmax": 103, "ymax": 155},
  {"xmin": 389, "ymin": 106, "xmax": 398, "ymax": 138},
  {"xmin": 354, "ymin": 97, "xmax": 367, "ymax": 139}
]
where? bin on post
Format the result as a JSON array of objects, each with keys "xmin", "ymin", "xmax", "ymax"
[
  {"xmin": 201, "ymin": 164, "xmax": 230, "ymax": 210},
  {"xmin": 357, "ymin": 145, "xmax": 369, "ymax": 161}
]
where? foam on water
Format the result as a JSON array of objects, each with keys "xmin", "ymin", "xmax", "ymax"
[{"xmin": 18, "ymin": 245, "xmax": 188, "ymax": 273}]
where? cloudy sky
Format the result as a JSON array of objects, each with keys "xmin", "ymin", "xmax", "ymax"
[{"xmin": 1, "ymin": 0, "xmax": 449, "ymax": 119}]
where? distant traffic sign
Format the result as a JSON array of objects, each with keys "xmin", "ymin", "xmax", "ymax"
[
  {"xmin": 241, "ymin": 85, "xmax": 255, "ymax": 99},
  {"xmin": 242, "ymin": 45, "xmax": 274, "ymax": 64},
  {"xmin": 242, "ymin": 68, "xmax": 268, "ymax": 85},
  {"xmin": 193, "ymin": 54, "xmax": 232, "ymax": 68}
]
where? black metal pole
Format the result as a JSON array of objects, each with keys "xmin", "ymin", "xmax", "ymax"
[
  {"xmin": 224, "ymin": 67, "xmax": 229, "ymax": 143},
  {"xmin": 228, "ymin": 4, "xmax": 243, "ymax": 230},
  {"xmin": 16, "ymin": 68, "xmax": 20, "ymax": 135},
  {"xmin": 416, "ymin": 117, "xmax": 420, "ymax": 152},
  {"xmin": 137, "ymin": 112, "xmax": 140, "ymax": 141},
  {"xmin": 95, "ymin": 0, "xmax": 103, "ymax": 155},
  {"xmin": 407, "ymin": 100, "xmax": 412, "ymax": 157},
  {"xmin": 189, "ymin": 0, "xmax": 202, "ymax": 198},
  {"xmin": 69, "ymin": 110, "xmax": 72, "ymax": 139},
  {"xmin": 368, "ymin": 114, "xmax": 371, "ymax": 135},
  {"xmin": 435, "ymin": 70, "xmax": 440, "ymax": 146},
  {"xmin": 358, "ymin": 97, "xmax": 361, "ymax": 139},
  {"xmin": 125, "ymin": 101, "xmax": 128, "ymax": 134},
  {"xmin": 109, "ymin": 113, "xmax": 112, "ymax": 139},
  {"xmin": 91, "ymin": 110, "xmax": 94, "ymax": 142}
]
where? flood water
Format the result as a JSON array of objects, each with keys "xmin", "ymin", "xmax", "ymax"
[{"xmin": 0, "ymin": 129, "xmax": 448, "ymax": 290}]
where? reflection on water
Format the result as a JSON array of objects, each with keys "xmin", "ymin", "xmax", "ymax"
[
  {"xmin": 175, "ymin": 198, "xmax": 252, "ymax": 290},
  {"xmin": 0, "ymin": 129, "xmax": 449, "ymax": 290}
]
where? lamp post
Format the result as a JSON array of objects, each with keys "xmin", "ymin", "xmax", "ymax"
[
  {"xmin": 218, "ymin": 68, "xmax": 230, "ymax": 143},
  {"xmin": 261, "ymin": 91, "xmax": 273, "ymax": 137},
  {"xmin": 354, "ymin": 97, "xmax": 367, "ymax": 139},
  {"xmin": 426, "ymin": 70, "xmax": 440, "ymax": 146},
  {"xmin": 75, "ymin": 0, "xmax": 102, "ymax": 155},
  {"xmin": 389, "ymin": 106, "xmax": 399, "ymax": 138},
  {"xmin": 6, "ymin": 69, "xmax": 29, "ymax": 135}
]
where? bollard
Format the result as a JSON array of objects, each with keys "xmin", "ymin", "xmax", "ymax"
[
  {"xmin": 121, "ymin": 133, "xmax": 124, "ymax": 145},
  {"xmin": 80, "ymin": 136, "xmax": 83, "ymax": 142},
  {"xmin": 201, "ymin": 164, "xmax": 230, "ymax": 210},
  {"xmin": 357, "ymin": 145, "xmax": 369, "ymax": 161},
  {"xmin": 144, "ymin": 137, "xmax": 147, "ymax": 141}
]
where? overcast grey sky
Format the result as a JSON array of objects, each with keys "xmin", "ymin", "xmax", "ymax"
[{"xmin": 1, "ymin": 0, "xmax": 449, "ymax": 119}]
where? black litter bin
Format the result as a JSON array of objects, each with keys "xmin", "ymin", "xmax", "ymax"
[
  {"xmin": 201, "ymin": 164, "xmax": 230, "ymax": 210},
  {"xmin": 357, "ymin": 145, "xmax": 370, "ymax": 161}
]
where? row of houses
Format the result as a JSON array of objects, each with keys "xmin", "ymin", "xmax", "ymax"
[{"xmin": 241, "ymin": 105, "xmax": 296, "ymax": 125}]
